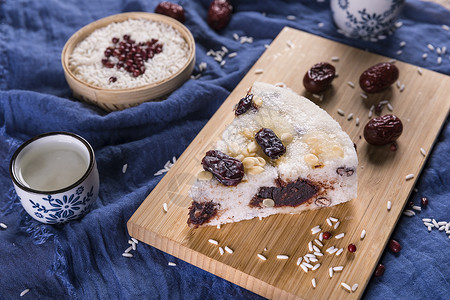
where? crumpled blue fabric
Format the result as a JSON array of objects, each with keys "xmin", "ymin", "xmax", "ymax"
[{"xmin": 0, "ymin": 0, "xmax": 449, "ymax": 299}]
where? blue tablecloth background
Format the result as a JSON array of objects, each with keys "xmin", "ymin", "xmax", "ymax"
[{"xmin": 0, "ymin": 0, "xmax": 449, "ymax": 299}]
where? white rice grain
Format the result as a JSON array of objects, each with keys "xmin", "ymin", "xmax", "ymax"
[
  {"xmin": 427, "ymin": 44, "xmax": 435, "ymax": 51},
  {"xmin": 405, "ymin": 174, "xmax": 415, "ymax": 180},
  {"xmin": 361, "ymin": 229, "xmax": 366, "ymax": 239},
  {"xmin": 309, "ymin": 257, "xmax": 318, "ymax": 263},
  {"xmin": 395, "ymin": 21, "xmax": 403, "ymax": 28},
  {"xmin": 412, "ymin": 205, "xmax": 422, "ymax": 211},
  {"xmin": 396, "ymin": 50, "xmax": 402, "ymax": 55},
  {"xmin": 124, "ymin": 246, "xmax": 133, "ymax": 253},
  {"xmin": 225, "ymin": 246, "xmax": 233, "ymax": 254},
  {"xmin": 335, "ymin": 248, "xmax": 344, "ymax": 256},
  {"xmin": 313, "ymin": 245, "xmax": 321, "ymax": 253},
  {"xmin": 387, "ymin": 200, "xmax": 392, "ymax": 211},
  {"xmin": 122, "ymin": 252, "xmax": 133, "ymax": 258},
  {"xmin": 347, "ymin": 81, "xmax": 355, "ymax": 88},
  {"xmin": 20, "ymin": 289, "xmax": 30, "ymax": 297},
  {"xmin": 438, "ymin": 221, "xmax": 447, "ymax": 226},
  {"xmin": 347, "ymin": 113, "xmax": 353, "ymax": 121},
  {"xmin": 314, "ymin": 252, "xmax": 323, "ymax": 257},
  {"xmin": 311, "ymin": 227, "xmax": 321, "ymax": 234},
  {"xmin": 443, "ymin": 25, "xmax": 450, "ymax": 31},
  {"xmin": 286, "ymin": 40, "xmax": 294, "ymax": 48},
  {"xmin": 334, "ymin": 221, "xmax": 341, "ymax": 229},
  {"xmin": 329, "ymin": 267, "xmax": 334, "ymax": 278},
  {"xmin": 319, "ymin": 232, "xmax": 323, "ymax": 241},
  {"xmin": 352, "ymin": 283, "xmax": 359, "ymax": 292},
  {"xmin": 300, "ymin": 264, "xmax": 309, "ymax": 273},
  {"xmin": 220, "ymin": 60, "xmax": 226, "ymax": 67},
  {"xmin": 228, "ymin": 52, "xmax": 237, "ymax": 58},
  {"xmin": 219, "ymin": 247, "xmax": 224, "ymax": 255},
  {"xmin": 0, "ymin": 222, "xmax": 7, "ymax": 229},
  {"xmin": 420, "ymin": 148, "xmax": 427, "ymax": 156},
  {"xmin": 168, "ymin": 262, "xmax": 177, "ymax": 266},
  {"xmin": 432, "ymin": 219, "xmax": 439, "ymax": 228},
  {"xmin": 341, "ymin": 282, "xmax": 352, "ymax": 292},
  {"xmin": 122, "ymin": 164, "xmax": 128, "ymax": 173},
  {"xmin": 257, "ymin": 253, "xmax": 267, "ymax": 261},
  {"xmin": 422, "ymin": 218, "xmax": 432, "ymax": 222},
  {"xmin": 312, "ymin": 263, "xmax": 321, "ymax": 271},
  {"xmin": 208, "ymin": 239, "xmax": 219, "ymax": 245},
  {"xmin": 326, "ymin": 246, "xmax": 335, "ymax": 253},
  {"xmin": 308, "ymin": 241, "xmax": 314, "ymax": 252},
  {"xmin": 422, "ymin": 53, "xmax": 428, "ymax": 59},
  {"xmin": 233, "ymin": 33, "xmax": 239, "ymax": 40},
  {"xmin": 277, "ymin": 254, "xmax": 289, "ymax": 260},
  {"xmin": 331, "ymin": 56, "xmax": 340, "ymax": 61},
  {"xmin": 424, "ymin": 222, "xmax": 434, "ymax": 227},
  {"xmin": 163, "ymin": 202, "xmax": 168, "ymax": 212},
  {"xmin": 312, "ymin": 278, "xmax": 317, "ymax": 288},
  {"xmin": 387, "ymin": 103, "xmax": 393, "ymax": 111},
  {"xmin": 314, "ymin": 239, "xmax": 323, "ymax": 247},
  {"xmin": 437, "ymin": 47, "xmax": 442, "ymax": 55},
  {"xmin": 318, "ymin": 22, "xmax": 324, "ymax": 28},
  {"xmin": 326, "ymin": 218, "xmax": 333, "ymax": 226},
  {"xmin": 296, "ymin": 257, "xmax": 303, "ymax": 266},
  {"xmin": 360, "ymin": 92, "xmax": 368, "ymax": 99},
  {"xmin": 437, "ymin": 56, "xmax": 442, "ymax": 65},
  {"xmin": 303, "ymin": 262, "xmax": 314, "ymax": 269},
  {"xmin": 217, "ymin": 224, "xmax": 221, "ymax": 229},
  {"xmin": 428, "ymin": 226, "xmax": 432, "ymax": 232},
  {"xmin": 403, "ymin": 210, "xmax": 415, "ymax": 217},
  {"xmin": 333, "ymin": 266, "xmax": 344, "ymax": 272},
  {"xmin": 286, "ymin": 15, "xmax": 296, "ymax": 20},
  {"xmin": 335, "ymin": 233, "xmax": 345, "ymax": 239},
  {"xmin": 303, "ymin": 255, "xmax": 310, "ymax": 263},
  {"xmin": 399, "ymin": 41, "xmax": 406, "ymax": 47},
  {"xmin": 254, "ymin": 68, "xmax": 264, "ymax": 74},
  {"xmin": 400, "ymin": 84, "xmax": 405, "ymax": 92}
]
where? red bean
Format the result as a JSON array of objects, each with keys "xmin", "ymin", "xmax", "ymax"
[
  {"xmin": 348, "ymin": 243, "xmax": 357, "ymax": 253},
  {"xmin": 374, "ymin": 263, "xmax": 385, "ymax": 277},
  {"xmin": 388, "ymin": 239, "xmax": 402, "ymax": 253},
  {"xmin": 322, "ymin": 232, "xmax": 331, "ymax": 240}
]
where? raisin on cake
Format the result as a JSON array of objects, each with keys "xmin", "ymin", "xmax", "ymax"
[{"xmin": 188, "ymin": 82, "xmax": 357, "ymax": 228}]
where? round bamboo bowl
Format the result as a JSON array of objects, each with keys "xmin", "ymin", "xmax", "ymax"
[{"xmin": 61, "ymin": 12, "xmax": 195, "ymax": 112}]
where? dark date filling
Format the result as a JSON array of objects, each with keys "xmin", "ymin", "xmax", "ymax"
[
  {"xmin": 250, "ymin": 178, "xmax": 319, "ymax": 208},
  {"xmin": 188, "ymin": 201, "xmax": 219, "ymax": 227}
]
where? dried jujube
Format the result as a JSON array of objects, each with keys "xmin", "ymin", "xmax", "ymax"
[
  {"xmin": 364, "ymin": 114, "xmax": 403, "ymax": 145},
  {"xmin": 255, "ymin": 128, "xmax": 286, "ymax": 159},
  {"xmin": 303, "ymin": 62, "xmax": 336, "ymax": 93},
  {"xmin": 202, "ymin": 150, "xmax": 244, "ymax": 186},
  {"xmin": 207, "ymin": 0, "xmax": 233, "ymax": 30},
  {"xmin": 359, "ymin": 62, "xmax": 399, "ymax": 93}
]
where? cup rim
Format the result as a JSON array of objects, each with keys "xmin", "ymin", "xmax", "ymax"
[{"xmin": 9, "ymin": 131, "xmax": 95, "ymax": 194}]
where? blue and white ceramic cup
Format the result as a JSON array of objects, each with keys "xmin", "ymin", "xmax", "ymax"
[
  {"xmin": 9, "ymin": 132, "xmax": 99, "ymax": 224},
  {"xmin": 330, "ymin": 0, "xmax": 405, "ymax": 39}
]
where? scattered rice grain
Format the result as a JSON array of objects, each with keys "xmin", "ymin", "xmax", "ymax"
[
  {"xmin": 399, "ymin": 41, "xmax": 406, "ymax": 47},
  {"xmin": 314, "ymin": 252, "xmax": 323, "ymax": 257},
  {"xmin": 308, "ymin": 241, "xmax": 314, "ymax": 252},
  {"xmin": 341, "ymin": 282, "xmax": 352, "ymax": 292},
  {"xmin": 311, "ymin": 227, "xmax": 321, "ymax": 234},
  {"xmin": 233, "ymin": 33, "xmax": 239, "ymax": 40},
  {"xmin": 300, "ymin": 264, "xmax": 309, "ymax": 273},
  {"xmin": 318, "ymin": 22, "xmax": 324, "ymax": 28},
  {"xmin": 163, "ymin": 202, "xmax": 168, "ymax": 212},
  {"xmin": 225, "ymin": 246, "xmax": 233, "ymax": 254},
  {"xmin": 437, "ymin": 47, "xmax": 442, "ymax": 55},
  {"xmin": 220, "ymin": 60, "xmax": 226, "ymax": 67},
  {"xmin": 352, "ymin": 283, "xmax": 359, "ymax": 292},
  {"xmin": 347, "ymin": 81, "xmax": 355, "ymax": 88},
  {"xmin": 361, "ymin": 229, "xmax": 366, "ymax": 239},
  {"xmin": 432, "ymin": 219, "xmax": 439, "ymax": 228},
  {"xmin": 422, "ymin": 53, "xmax": 428, "ymax": 59},
  {"xmin": 314, "ymin": 239, "xmax": 323, "ymax": 247},
  {"xmin": 296, "ymin": 257, "xmax": 303, "ymax": 266},
  {"xmin": 387, "ymin": 103, "xmax": 393, "ymax": 111},
  {"xmin": 387, "ymin": 200, "xmax": 392, "ymax": 211},
  {"xmin": 335, "ymin": 233, "xmax": 345, "ymax": 239},
  {"xmin": 219, "ymin": 246, "xmax": 224, "ymax": 255},
  {"xmin": 331, "ymin": 56, "xmax": 339, "ymax": 61},
  {"xmin": 360, "ymin": 92, "xmax": 368, "ymax": 99},
  {"xmin": 124, "ymin": 246, "xmax": 133, "ymax": 253},
  {"xmin": 122, "ymin": 164, "xmax": 128, "ymax": 173},
  {"xmin": 396, "ymin": 50, "xmax": 402, "ymax": 55},
  {"xmin": 333, "ymin": 266, "xmax": 344, "ymax": 271},
  {"xmin": 329, "ymin": 267, "xmax": 334, "ymax": 278},
  {"xmin": 442, "ymin": 25, "xmax": 450, "ymax": 31},
  {"xmin": 313, "ymin": 245, "xmax": 321, "ymax": 253},
  {"xmin": 334, "ymin": 221, "xmax": 341, "ymax": 229},
  {"xmin": 312, "ymin": 263, "xmax": 321, "ymax": 271},
  {"xmin": 335, "ymin": 248, "xmax": 344, "ymax": 256},
  {"xmin": 428, "ymin": 226, "xmax": 432, "ymax": 232},
  {"xmin": 168, "ymin": 262, "xmax": 177, "ymax": 266},
  {"xmin": 228, "ymin": 52, "xmax": 237, "ymax": 58},
  {"xmin": 326, "ymin": 218, "xmax": 333, "ymax": 226},
  {"xmin": 412, "ymin": 205, "xmax": 422, "ymax": 211},
  {"xmin": 437, "ymin": 57, "xmax": 442, "ymax": 64},
  {"xmin": 303, "ymin": 255, "xmax": 310, "ymax": 263},
  {"xmin": 217, "ymin": 224, "xmax": 221, "ymax": 229},
  {"xmin": 347, "ymin": 113, "xmax": 353, "ymax": 121},
  {"xmin": 422, "ymin": 218, "xmax": 432, "ymax": 222},
  {"xmin": 400, "ymin": 84, "xmax": 405, "ymax": 92},
  {"xmin": 20, "ymin": 289, "xmax": 30, "ymax": 297},
  {"xmin": 405, "ymin": 174, "xmax": 415, "ymax": 180},
  {"xmin": 395, "ymin": 21, "xmax": 403, "ymax": 28},
  {"xmin": 257, "ymin": 253, "xmax": 267, "ymax": 261},
  {"xmin": 420, "ymin": 148, "xmax": 427, "ymax": 156},
  {"xmin": 254, "ymin": 68, "xmax": 264, "ymax": 74},
  {"xmin": 286, "ymin": 40, "xmax": 294, "ymax": 48},
  {"xmin": 0, "ymin": 222, "xmax": 7, "ymax": 229},
  {"xmin": 303, "ymin": 262, "xmax": 314, "ymax": 269},
  {"xmin": 286, "ymin": 15, "xmax": 296, "ymax": 20},
  {"xmin": 424, "ymin": 222, "xmax": 434, "ymax": 227},
  {"xmin": 208, "ymin": 239, "xmax": 219, "ymax": 245},
  {"xmin": 427, "ymin": 44, "xmax": 435, "ymax": 51},
  {"xmin": 122, "ymin": 252, "xmax": 133, "ymax": 258},
  {"xmin": 403, "ymin": 210, "xmax": 415, "ymax": 217},
  {"xmin": 312, "ymin": 278, "xmax": 317, "ymax": 288},
  {"xmin": 277, "ymin": 254, "xmax": 289, "ymax": 260},
  {"xmin": 319, "ymin": 232, "xmax": 323, "ymax": 241}
]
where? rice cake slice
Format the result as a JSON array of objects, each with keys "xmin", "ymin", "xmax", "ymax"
[{"xmin": 188, "ymin": 82, "xmax": 357, "ymax": 228}]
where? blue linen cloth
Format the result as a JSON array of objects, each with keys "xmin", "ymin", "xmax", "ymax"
[{"xmin": 0, "ymin": 0, "xmax": 449, "ymax": 299}]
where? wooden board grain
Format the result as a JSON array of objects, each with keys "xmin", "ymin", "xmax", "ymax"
[{"xmin": 127, "ymin": 27, "xmax": 450, "ymax": 299}]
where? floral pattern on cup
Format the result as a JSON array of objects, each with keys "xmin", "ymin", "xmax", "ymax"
[
  {"xmin": 28, "ymin": 186, "xmax": 95, "ymax": 224},
  {"xmin": 331, "ymin": 0, "xmax": 405, "ymax": 39}
]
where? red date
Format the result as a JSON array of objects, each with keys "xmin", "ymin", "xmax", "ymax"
[
  {"xmin": 255, "ymin": 128, "xmax": 286, "ymax": 159},
  {"xmin": 303, "ymin": 62, "xmax": 336, "ymax": 93},
  {"xmin": 359, "ymin": 62, "xmax": 399, "ymax": 93},
  {"xmin": 202, "ymin": 150, "xmax": 244, "ymax": 186},
  {"xmin": 364, "ymin": 114, "xmax": 403, "ymax": 145},
  {"xmin": 207, "ymin": 0, "xmax": 233, "ymax": 30},
  {"xmin": 155, "ymin": 2, "xmax": 186, "ymax": 23}
]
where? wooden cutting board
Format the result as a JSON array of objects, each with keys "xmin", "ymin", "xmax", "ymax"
[{"xmin": 127, "ymin": 27, "xmax": 450, "ymax": 299}]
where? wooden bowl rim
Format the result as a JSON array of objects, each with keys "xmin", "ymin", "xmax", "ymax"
[{"xmin": 61, "ymin": 12, "xmax": 196, "ymax": 93}]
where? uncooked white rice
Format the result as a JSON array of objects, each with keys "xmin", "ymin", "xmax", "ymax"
[
  {"xmin": 225, "ymin": 246, "xmax": 233, "ymax": 254},
  {"xmin": 219, "ymin": 246, "xmax": 224, "ymax": 255},
  {"xmin": 286, "ymin": 15, "xmax": 296, "ymax": 20},
  {"xmin": 403, "ymin": 210, "xmax": 415, "ymax": 216},
  {"xmin": 254, "ymin": 69, "xmax": 264, "ymax": 74},
  {"xmin": 387, "ymin": 200, "xmax": 392, "ymax": 211},
  {"xmin": 326, "ymin": 218, "xmax": 333, "ymax": 226},
  {"xmin": 432, "ymin": 219, "xmax": 439, "ymax": 228},
  {"xmin": 329, "ymin": 267, "xmax": 333, "ymax": 278},
  {"xmin": 168, "ymin": 262, "xmax": 177, "ymax": 266},
  {"xmin": 122, "ymin": 164, "xmax": 128, "ymax": 174},
  {"xmin": 422, "ymin": 218, "xmax": 432, "ymax": 222},
  {"xmin": 352, "ymin": 283, "xmax": 359, "ymax": 292},
  {"xmin": 334, "ymin": 221, "xmax": 341, "ymax": 229},
  {"xmin": 277, "ymin": 254, "xmax": 289, "ymax": 259},
  {"xmin": 360, "ymin": 229, "xmax": 366, "ymax": 239},
  {"xmin": 335, "ymin": 233, "xmax": 345, "ymax": 239},
  {"xmin": 303, "ymin": 262, "xmax": 313, "ymax": 269},
  {"xmin": 69, "ymin": 18, "xmax": 190, "ymax": 89},
  {"xmin": 405, "ymin": 174, "xmax": 415, "ymax": 180},
  {"xmin": 412, "ymin": 205, "xmax": 422, "ymax": 211},
  {"xmin": 228, "ymin": 52, "xmax": 237, "ymax": 58},
  {"xmin": 208, "ymin": 239, "xmax": 219, "ymax": 245},
  {"xmin": 296, "ymin": 257, "xmax": 303, "ymax": 266},
  {"xmin": 312, "ymin": 263, "xmax": 321, "ymax": 271},
  {"xmin": 422, "ymin": 53, "xmax": 428, "ymax": 59},
  {"xmin": 427, "ymin": 44, "xmax": 435, "ymax": 51},
  {"xmin": 131, "ymin": 237, "xmax": 139, "ymax": 244},
  {"xmin": 333, "ymin": 266, "xmax": 344, "ymax": 271},
  {"xmin": 420, "ymin": 148, "xmax": 427, "ymax": 156},
  {"xmin": 335, "ymin": 248, "xmax": 344, "ymax": 256},
  {"xmin": 308, "ymin": 241, "xmax": 314, "ymax": 252},
  {"xmin": 313, "ymin": 245, "xmax": 321, "ymax": 253},
  {"xmin": 331, "ymin": 56, "xmax": 339, "ymax": 61},
  {"xmin": 442, "ymin": 24, "xmax": 450, "ymax": 31},
  {"xmin": 163, "ymin": 202, "xmax": 168, "ymax": 212},
  {"xmin": 300, "ymin": 264, "xmax": 308, "ymax": 273},
  {"xmin": 399, "ymin": 41, "xmax": 406, "ymax": 47},
  {"xmin": 0, "ymin": 222, "xmax": 7, "ymax": 229},
  {"xmin": 337, "ymin": 109, "xmax": 345, "ymax": 116},
  {"xmin": 424, "ymin": 222, "xmax": 434, "ymax": 227},
  {"xmin": 314, "ymin": 252, "xmax": 323, "ymax": 257},
  {"xmin": 437, "ymin": 57, "xmax": 442, "ymax": 64},
  {"xmin": 124, "ymin": 246, "xmax": 133, "ymax": 253},
  {"xmin": 314, "ymin": 239, "xmax": 323, "ymax": 247},
  {"xmin": 347, "ymin": 113, "xmax": 353, "ymax": 121},
  {"xmin": 341, "ymin": 282, "xmax": 352, "ymax": 292},
  {"xmin": 347, "ymin": 81, "xmax": 355, "ymax": 88},
  {"xmin": 396, "ymin": 50, "xmax": 402, "ymax": 55},
  {"xmin": 122, "ymin": 252, "xmax": 133, "ymax": 257},
  {"xmin": 312, "ymin": 278, "xmax": 316, "ymax": 288},
  {"xmin": 257, "ymin": 253, "xmax": 267, "ymax": 261},
  {"xmin": 304, "ymin": 255, "xmax": 310, "ymax": 263}
]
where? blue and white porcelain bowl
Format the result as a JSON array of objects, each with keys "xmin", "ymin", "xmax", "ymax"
[
  {"xmin": 9, "ymin": 132, "xmax": 99, "ymax": 224},
  {"xmin": 330, "ymin": 0, "xmax": 405, "ymax": 39}
]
